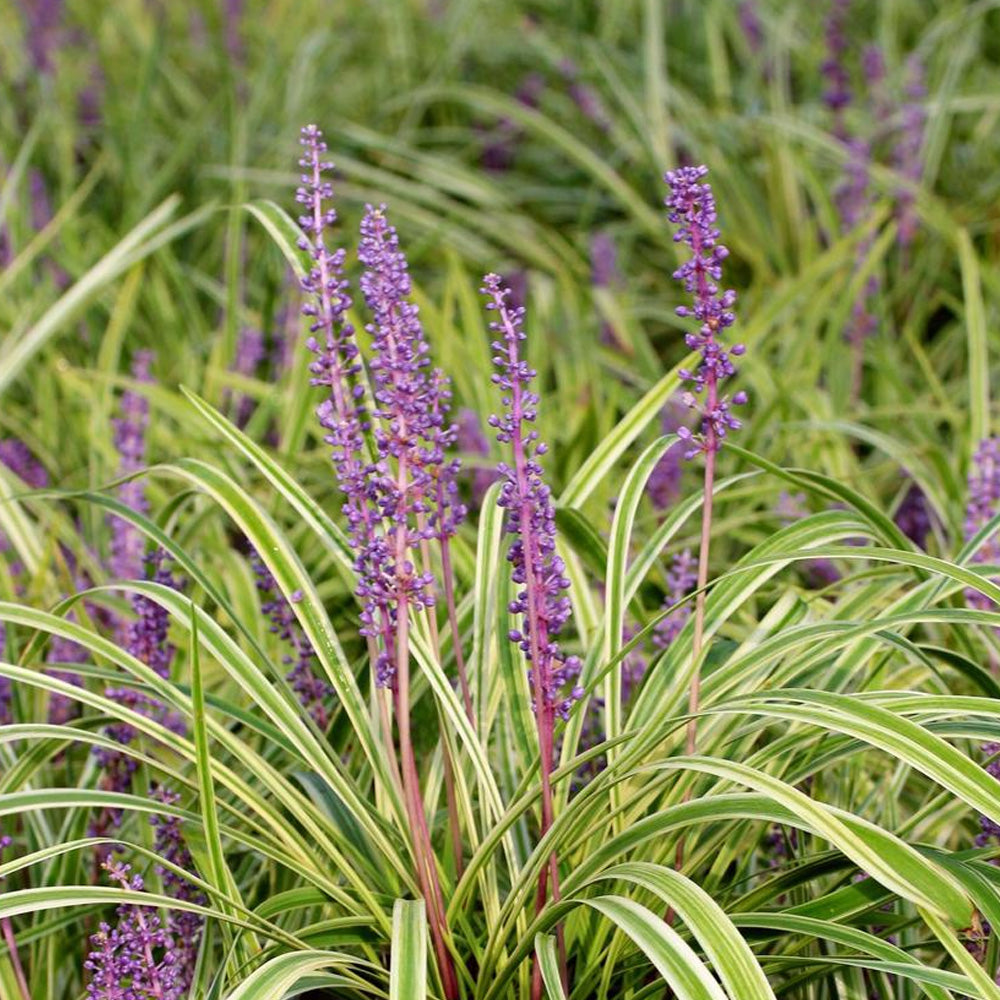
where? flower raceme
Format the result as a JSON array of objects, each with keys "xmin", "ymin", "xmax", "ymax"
[
  {"xmin": 483, "ymin": 273, "xmax": 582, "ymax": 721},
  {"xmin": 664, "ymin": 165, "xmax": 746, "ymax": 458},
  {"xmin": 297, "ymin": 124, "xmax": 462, "ymax": 999}
]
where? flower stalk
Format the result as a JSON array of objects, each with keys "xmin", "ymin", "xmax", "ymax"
[
  {"xmin": 665, "ymin": 165, "xmax": 744, "ymax": 760},
  {"xmin": 483, "ymin": 273, "xmax": 580, "ymax": 995}
]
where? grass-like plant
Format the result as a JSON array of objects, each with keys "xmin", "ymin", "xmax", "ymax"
[{"xmin": 3, "ymin": 1, "xmax": 1000, "ymax": 998}]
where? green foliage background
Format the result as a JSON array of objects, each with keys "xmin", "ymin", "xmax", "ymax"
[{"xmin": 2, "ymin": 0, "xmax": 1000, "ymax": 997}]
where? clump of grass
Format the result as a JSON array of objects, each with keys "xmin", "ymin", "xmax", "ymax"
[{"xmin": 3, "ymin": 2, "xmax": 1000, "ymax": 998}]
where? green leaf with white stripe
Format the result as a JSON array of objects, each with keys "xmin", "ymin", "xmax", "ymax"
[
  {"xmin": 389, "ymin": 900, "xmax": 427, "ymax": 1000},
  {"xmin": 584, "ymin": 895, "xmax": 727, "ymax": 1000}
]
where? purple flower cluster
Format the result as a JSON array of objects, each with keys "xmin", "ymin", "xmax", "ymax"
[
  {"xmin": 964, "ymin": 438, "xmax": 1000, "ymax": 611},
  {"xmin": 738, "ymin": 1, "xmax": 764, "ymax": 54},
  {"xmin": 647, "ymin": 397, "xmax": 690, "ymax": 511},
  {"xmin": 151, "ymin": 788, "xmax": 204, "ymax": 988},
  {"xmin": 560, "ymin": 60, "xmax": 610, "ymax": 132},
  {"xmin": 976, "ymin": 743, "xmax": 1000, "ymax": 848},
  {"xmin": 776, "ymin": 492, "xmax": 842, "ymax": 587},
  {"xmin": 653, "ymin": 550, "xmax": 696, "ymax": 649},
  {"xmin": 664, "ymin": 166, "xmax": 746, "ymax": 458},
  {"xmin": 95, "ymin": 371, "xmax": 185, "ymax": 834},
  {"xmin": 590, "ymin": 231, "xmax": 623, "ymax": 347},
  {"xmin": 480, "ymin": 74, "xmax": 544, "ymax": 172},
  {"xmin": 895, "ymin": 482, "xmax": 932, "ymax": 549},
  {"xmin": 0, "ymin": 438, "xmax": 49, "ymax": 490},
  {"xmin": 358, "ymin": 206, "xmax": 466, "ymax": 547},
  {"xmin": 298, "ymin": 127, "xmax": 466, "ymax": 689},
  {"xmin": 85, "ymin": 860, "xmax": 188, "ymax": 1000},
  {"xmin": 250, "ymin": 548, "xmax": 331, "ymax": 726},
  {"xmin": 761, "ymin": 824, "xmax": 798, "ymax": 867},
  {"xmin": 47, "ymin": 632, "xmax": 87, "ymax": 726},
  {"xmin": 18, "ymin": 0, "xmax": 65, "ymax": 75},
  {"xmin": 124, "ymin": 551, "xmax": 178, "ymax": 681},
  {"xmin": 483, "ymin": 273, "xmax": 581, "ymax": 720},
  {"xmin": 230, "ymin": 327, "xmax": 267, "ymax": 428},
  {"xmin": 821, "ymin": 0, "xmax": 852, "ymax": 131},
  {"xmin": 297, "ymin": 126, "xmax": 390, "ymax": 680},
  {"xmin": 110, "ymin": 352, "xmax": 154, "ymax": 583}
]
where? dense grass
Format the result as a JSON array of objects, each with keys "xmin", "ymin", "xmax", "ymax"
[{"xmin": 3, "ymin": 1, "xmax": 1000, "ymax": 997}]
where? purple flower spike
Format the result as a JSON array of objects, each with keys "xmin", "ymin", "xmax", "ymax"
[
  {"xmin": 964, "ymin": 438, "xmax": 1000, "ymax": 611},
  {"xmin": 648, "ymin": 397, "xmax": 690, "ymax": 511},
  {"xmin": 357, "ymin": 202, "xmax": 469, "ymax": 595},
  {"xmin": 653, "ymin": 550, "xmax": 697, "ymax": 649},
  {"xmin": 0, "ymin": 439, "xmax": 49, "ymax": 489},
  {"xmin": 20, "ymin": 0, "xmax": 65, "ymax": 75},
  {"xmin": 85, "ymin": 860, "xmax": 185, "ymax": 1000},
  {"xmin": 590, "ymin": 232, "xmax": 620, "ymax": 290},
  {"xmin": 664, "ymin": 165, "xmax": 745, "ymax": 458},
  {"xmin": 125, "ymin": 551, "xmax": 178, "ymax": 681},
  {"xmin": 110, "ymin": 352, "xmax": 154, "ymax": 582},
  {"xmin": 483, "ymin": 273, "xmax": 581, "ymax": 721},
  {"xmin": 230, "ymin": 327, "xmax": 266, "ymax": 428},
  {"xmin": 297, "ymin": 126, "xmax": 394, "ymax": 682},
  {"xmin": 251, "ymin": 547, "xmax": 331, "ymax": 726},
  {"xmin": 822, "ymin": 0, "xmax": 852, "ymax": 134},
  {"xmin": 47, "ymin": 633, "xmax": 87, "ymax": 726},
  {"xmin": 151, "ymin": 787, "xmax": 204, "ymax": 990},
  {"xmin": 738, "ymin": 1, "xmax": 764, "ymax": 54},
  {"xmin": 895, "ymin": 482, "xmax": 932, "ymax": 549}
]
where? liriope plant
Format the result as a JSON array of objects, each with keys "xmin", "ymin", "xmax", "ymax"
[{"xmin": 3, "ymin": 119, "xmax": 1000, "ymax": 1000}]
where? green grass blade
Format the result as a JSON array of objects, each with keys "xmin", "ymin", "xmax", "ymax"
[{"xmin": 389, "ymin": 900, "xmax": 427, "ymax": 1000}]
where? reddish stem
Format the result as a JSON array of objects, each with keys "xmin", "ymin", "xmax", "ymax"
[
  {"xmin": 395, "ymin": 598, "xmax": 460, "ymax": 999},
  {"xmin": 1, "ymin": 917, "xmax": 30, "ymax": 1000},
  {"xmin": 440, "ymin": 534, "xmax": 475, "ymax": 727}
]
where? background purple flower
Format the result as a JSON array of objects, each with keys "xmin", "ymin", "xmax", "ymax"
[
  {"xmin": 964, "ymin": 437, "xmax": 1000, "ymax": 611},
  {"xmin": 0, "ymin": 439, "xmax": 49, "ymax": 490},
  {"xmin": 647, "ymin": 397, "xmax": 689, "ymax": 511},
  {"xmin": 0, "ymin": 624, "xmax": 10, "ymax": 726},
  {"xmin": 456, "ymin": 408, "xmax": 496, "ymax": 508},
  {"xmin": 250, "ymin": 547, "xmax": 331, "ymax": 726},
  {"xmin": 653, "ymin": 550, "xmax": 696, "ymax": 649},
  {"xmin": 110, "ymin": 352, "xmax": 154, "ymax": 583}
]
